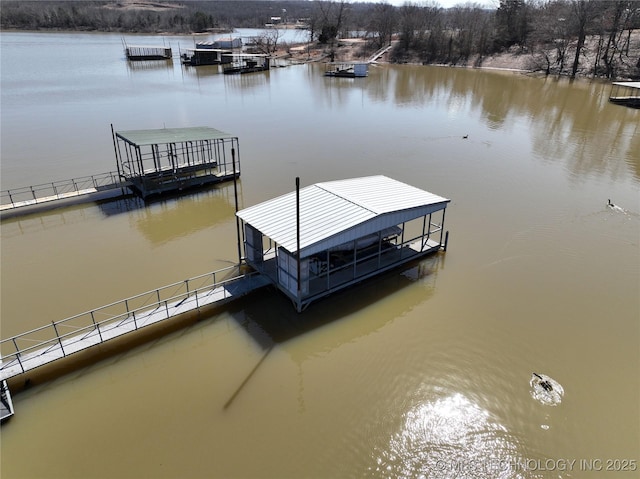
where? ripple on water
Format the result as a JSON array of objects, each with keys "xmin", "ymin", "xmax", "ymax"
[{"xmin": 370, "ymin": 393, "xmax": 528, "ymax": 479}]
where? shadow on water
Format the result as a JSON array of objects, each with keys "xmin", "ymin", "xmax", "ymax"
[{"xmin": 222, "ymin": 253, "xmax": 445, "ymax": 409}]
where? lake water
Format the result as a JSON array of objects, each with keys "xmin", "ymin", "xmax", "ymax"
[{"xmin": 1, "ymin": 31, "xmax": 639, "ymax": 478}]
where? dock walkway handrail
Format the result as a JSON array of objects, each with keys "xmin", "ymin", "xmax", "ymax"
[
  {"xmin": 1, "ymin": 171, "xmax": 127, "ymax": 210},
  {"xmin": 0, "ymin": 265, "xmax": 260, "ymax": 379}
]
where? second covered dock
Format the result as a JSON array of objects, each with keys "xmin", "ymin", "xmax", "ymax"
[{"xmin": 113, "ymin": 126, "xmax": 241, "ymax": 198}]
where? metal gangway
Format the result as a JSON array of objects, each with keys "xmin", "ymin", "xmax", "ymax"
[
  {"xmin": 368, "ymin": 44, "xmax": 393, "ymax": 63},
  {"xmin": 0, "ymin": 265, "xmax": 270, "ymax": 381},
  {"xmin": 0, "ymin": 171, "xmax": 131, "ymax": 212}
]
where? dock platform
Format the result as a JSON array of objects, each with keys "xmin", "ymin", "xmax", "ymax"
[
  {"xmin": 0, "ymin": 265, "xmax": 269, "ymax": 382},
  {"xmin": 125, "ymin": 45, "xmax": 172, "ymax": 61},
  {"xmin": 609, "ymin": 81, "xmax": 640, "ymax": 109}
]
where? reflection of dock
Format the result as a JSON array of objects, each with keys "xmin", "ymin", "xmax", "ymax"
[{"xmin": 609, "ymin": 81, "xmax": 640, "ymax": 109}]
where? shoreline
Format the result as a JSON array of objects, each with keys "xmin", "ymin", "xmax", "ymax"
[{"xmin": 2, "ymin": 28, "xmax": 637, "ymax": 81}]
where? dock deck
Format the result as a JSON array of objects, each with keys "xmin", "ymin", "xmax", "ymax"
[{"xmin": 0, "ymin": 266, "xmax": 269, "ymax": 382}]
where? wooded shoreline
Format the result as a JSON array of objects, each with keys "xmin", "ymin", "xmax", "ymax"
[{"xmin": 2, "ymin": 0, "xmax": 639, "ymax": 80}]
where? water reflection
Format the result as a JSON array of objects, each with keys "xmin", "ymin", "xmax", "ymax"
[
  {"xmin": 304, "ymin": 63, "xmax": 639, "ymax": 182},
  {"xmin": 222, "ymin": 255, "xmax": 443, "ymax": 411},
  {"xmin": 125, "ymin": 59, "xmax": 173, "ymax": 73},
  {"xmin": 223, "ymin": 70, "xmax": 271, "ymax": 90},
  {"xmin": 373, "ymin": 393, "xmax": 523, "ymax": 479},
  {"xmin": 233, "ymin": 254, "xmax": 443, "ymax": 350}
]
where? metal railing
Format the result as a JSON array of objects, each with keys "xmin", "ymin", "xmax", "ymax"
[
  {"xmin": 0, "ymin": 265, "xmax": 261, "ymax": 379},
  {"xmin": 1, "ymin": 171, "xmax": 127, "ymax": 210}
]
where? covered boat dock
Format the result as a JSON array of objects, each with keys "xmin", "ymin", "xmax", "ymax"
[
  {"xmin": 223, "ymin": 54, "xmax": 270, "ymax": 74},
  {"xmin": 181, "ymin": 48, "xmax": 233, "ymax": 66},
  {"xmin": 609, "ymin": 81, "xmax": 640, "ymax": 108},
  {"xmin": 237, "ymin": 175, "xmax": 450, "ymax": 312},
  {"xmin": 113, "ymin": 126, "xmax": 241, "ymax": 198}
]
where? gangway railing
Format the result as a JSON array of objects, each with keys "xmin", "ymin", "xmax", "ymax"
[
  {"xmin": 1, "ymin": 171, "xmax": 130, "ymax": 211},
  {"xmin": 0, "ymin": 265, "xmax": 268, "ymax": 380}
]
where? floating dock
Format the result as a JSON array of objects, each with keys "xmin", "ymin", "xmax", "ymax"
[
  {"xmin": 1, "ymin": 125, "xmax": 243, "ymax": 215},
  {"xmin": 125, "ymin": 45, "xmax": 172, "ymax": 61},
  {"xmin": 113, "ymin": 126, "xmax": 241, "ymax": 198},
  {"xmin": 237, "ymin": 175, "xmax": 450, "ymax": 312},
  {"xmin": 223, "ymin": 54, "xmax": 270, "ymax": 74},
  {"xmin": 609, "ymin": 81, "xmax": 640, "ymax": 109},
  {"xmin": 324, "ymin": 63, "xmax": 368, "ymax": 78},
  {"xmin": 181, "ymin": 48, "xmax": 233, "ymax": 66},
  {"xmin": 1, "ymin": 174, "xmax": 452, "ymax": 419}
]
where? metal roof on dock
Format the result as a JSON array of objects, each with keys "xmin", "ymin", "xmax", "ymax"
[
  {"xmin": 237, "ymin": 175, "xmax": 450, "ymax": 256},
  {"xmin": 611, "ymin": 81, "xmax": 640, "ymax": 89},
  {"xmin": 116, "ymin": 127, "xmax": 236, "ymax": 146}
]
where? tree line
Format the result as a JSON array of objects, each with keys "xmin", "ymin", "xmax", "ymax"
[{"xmin": 2, "ymin": 0, "xmax": 638, "ymax": 79}]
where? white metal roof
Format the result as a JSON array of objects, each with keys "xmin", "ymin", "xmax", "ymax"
[
  {"xmin": 612, "ymin": 81, "xmax": 640, "ymax": 90},
  {"xmin": 236, "ymin": 175, "xmax": 450, "ymax": 257}
]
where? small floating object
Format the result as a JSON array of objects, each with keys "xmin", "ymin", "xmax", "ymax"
[
  {"xmin": 530, "ymin": 372, "xmax": 564, "ymax": 406},
  {"xmin": 462, "ymin": 134, "xmax": 468, "ymax": 139}
]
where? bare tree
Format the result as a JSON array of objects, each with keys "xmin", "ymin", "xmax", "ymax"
[
  {"xmin": 368, "ymin": 2, "xmax": 397, "ymax": 49},
  {"xmin": 252, "ymin": 27, "xmax": 282, "ymax": 55},
  {"xmin": 569, "ymin": 0, "xmax": 597, "ymax": 79}
]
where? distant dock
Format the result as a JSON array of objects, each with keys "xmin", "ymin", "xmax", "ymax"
[{"xmin": 125, "ymin": 45, "xmax": 172, "ymax": 61}]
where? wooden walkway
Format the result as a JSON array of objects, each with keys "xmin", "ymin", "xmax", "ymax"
[{"xmin": 0, "ymin": 266, "xmax": 270, "ymax": 381}]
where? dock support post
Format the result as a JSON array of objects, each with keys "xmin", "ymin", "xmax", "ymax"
[
  {"xmin": 443, "ymin": 231, "xmax": 449, "ymax": 251},
  {"xmin": 232, "ymin": 148, "xmax": 242, "ymax": 266}
]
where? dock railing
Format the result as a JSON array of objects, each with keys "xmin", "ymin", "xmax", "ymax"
[
  {"xmin": 0, "ymin": 265, "xmax": 264, "ymax": 380},
  {"xmin": 1, "ymin": 171, "xmax": 128, "ymax": 211}
]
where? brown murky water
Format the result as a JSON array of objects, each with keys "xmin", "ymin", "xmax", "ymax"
[{"xmin": 1, "ymin": 32, "xmax": 639, "ymax": 478}]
